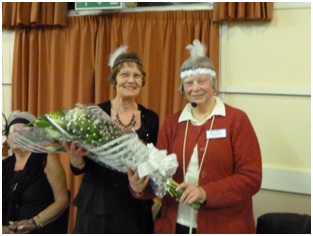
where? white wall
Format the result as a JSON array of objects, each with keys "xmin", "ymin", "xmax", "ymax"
[
  {"xmin": 2, "ymin": 30, "xmax": 14, "ymax": 146},
  {"xmin": 219, "ymin": 2, "xmax": 311, "ymax": 220}
]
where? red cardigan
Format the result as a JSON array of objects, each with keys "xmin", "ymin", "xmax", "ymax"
[{"xmin": 151, "ymin": 103, "xmax": 262, "ymax": 234}]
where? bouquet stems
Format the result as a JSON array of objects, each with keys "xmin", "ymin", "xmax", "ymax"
[{"xmin": 166, "ymin": 178, "xmax": 201, "ymax": 210}]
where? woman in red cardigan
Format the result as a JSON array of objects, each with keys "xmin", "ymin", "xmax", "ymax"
[{"xmin": 128, "ymin": 39, "xmax": 262, "ymax": 234}]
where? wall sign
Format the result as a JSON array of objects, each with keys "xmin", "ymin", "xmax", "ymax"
[{"xmin": 75, "ymin": 2, "xmax": 123, "ymax": 10}]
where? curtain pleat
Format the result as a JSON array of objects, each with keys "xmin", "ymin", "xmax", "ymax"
[
  {"xmin": 11, "ymin": 10, "xmax": 219, "ymax": 232},
  {"xmin": 2, "ymin": 2, "xmax": 67, "ymax": 28},
  {"xmin": 213, "ymin": 2, "xmax": 273, "ymax": 22}
]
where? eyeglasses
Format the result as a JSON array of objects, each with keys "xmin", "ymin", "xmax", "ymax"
[{"xmin": 118, "ymin": 72, "xmax": 143, "ymax": 80}]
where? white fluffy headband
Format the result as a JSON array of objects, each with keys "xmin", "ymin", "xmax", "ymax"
[{"xmin": 180, "ymin": 68, "xmax": 216, "ymax": 79}]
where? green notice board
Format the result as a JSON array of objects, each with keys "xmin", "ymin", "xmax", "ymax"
[{"xmin": 75, "ymin": 2, "xmax": 123, "ymax": 10}]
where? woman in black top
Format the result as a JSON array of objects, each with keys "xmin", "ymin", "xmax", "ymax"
[
  {"xmin": 2, "ymin": 111, "xmax": 69, "ymax": 234},
  {"xmin": 63, "ymin": 45, "xmax": 159, "ymax": 234}
]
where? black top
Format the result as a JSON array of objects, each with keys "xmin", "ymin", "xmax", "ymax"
[
  {"xmin": 2, "ymin": 153, "xmax": 68, "ymax": 234},
  {"xmin": 71, "ymin": 101, "xmax": 159, "ymax": 233},
  {"xmin": 99, "ymin": 101, "xmax": 159, "ymax": 145}
]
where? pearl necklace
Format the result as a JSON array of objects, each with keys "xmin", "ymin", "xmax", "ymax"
[{"xmin": 182, "ymin": 115, "xmax": 215, "ymax": 184}]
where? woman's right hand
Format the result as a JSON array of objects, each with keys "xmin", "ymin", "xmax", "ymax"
[
  {"xmin": 62, "ymin": 142, "xmax": 89, "ymax": 169},
  {"xmin": 127, "ymin": 168, "xmax": 150, "ymax": 194}
]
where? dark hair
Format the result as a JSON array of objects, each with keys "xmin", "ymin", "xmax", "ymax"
[{"xmin": 108, "ymin": 53, "xmax": 146, "ymax": 89}]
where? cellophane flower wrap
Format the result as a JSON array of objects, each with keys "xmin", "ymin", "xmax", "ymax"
[{"xmin": 11, "ymin": 103, "xmax": 180, "ymax": 199}]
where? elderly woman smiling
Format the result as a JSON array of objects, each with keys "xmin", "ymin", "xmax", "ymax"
[{"xmin": 128, "ymin": 39, "xmax": 262, "ymax": 234}]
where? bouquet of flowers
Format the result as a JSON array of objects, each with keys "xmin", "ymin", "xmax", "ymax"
[{"xmin": 12, "ymin": 104, "xmax": 200, "ymax": 210}]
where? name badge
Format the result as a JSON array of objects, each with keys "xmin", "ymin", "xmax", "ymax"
[{"xmin": 206, "ymin": 129, "xmax": 226, "ymax": 139}]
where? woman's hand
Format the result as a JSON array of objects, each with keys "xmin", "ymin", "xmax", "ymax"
[
  {"xmin": 2, "ymin": 225, "xmax": 15, "ymax": 234},
  {"xmin": 127, "ymin": 168, "xmax": 149, "ymax": 194},
  {"xmin": 7, "ymin": 219, "xmax": 37, "ymax": 234},
  {"xmin": 176, "ymin": 182, "xmax": 206, "ymax": 205},
  {"xmin": 62, "ymin": 141, "xmax": 89, "ymax": 169}
]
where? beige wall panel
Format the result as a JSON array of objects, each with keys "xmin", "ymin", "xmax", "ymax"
[
  {"xmin": 220, "ymin": 4, "xmax": 311, "ymax": 220},
  {"xmin": 2, "ymin": 30, "xmax": 14, "ymax": 83},
  {"xmin": 253, "ymin": 189, "xmax": 311, "ymax": 222},
  {"xmin": 2, "ymin": 31, "xmax": 14, "ymax": 144},
  {"xmin": 223, "ymin": 8, "xmax": 310, "ymax": 90},
  {"xmin": 223, "ymin": 94, "xmax": 310, "ymax": 170},
  {"xmin": 2, "ymin": 86, "xmax": 12, "ymax": 117}
]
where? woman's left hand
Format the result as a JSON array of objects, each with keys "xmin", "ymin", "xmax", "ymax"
[
  {"xmin": 127, "ymin": 168, "xmax": 150, "ymax": 194},
  {"xmin": 176, "ymin": 183, "xmax": 206, "ymax": 205},
  {"xmin": 2, "ymin": 225, "xmax": 15, "ymax": 234}
]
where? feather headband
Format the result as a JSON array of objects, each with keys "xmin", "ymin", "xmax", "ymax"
[
  {"xmin": 2, "ymin": 111, "xmax": 35, "ymax": 137},
  {"xmin": 108, "ymin": 45, "xmax": 142, "ymax": 69},
  {"xmin": 180, "ymin": 39, "xmax": 216, "ymax": 80},
  {"xmin": 108, "ymin": 45, "xmax": 128, "ymax": 68}
]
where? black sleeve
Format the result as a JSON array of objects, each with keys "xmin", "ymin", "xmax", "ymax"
[
  {"xmin": 70, "ymin": 157, "xmax": 88, "ymax": 175},
  {"xmin": 141, "ymin": 106, "xmax": 159, "ymax": 145},
  {"xmin": 149, "ymin": 112, "xmax": 159, "ymax": 145}
]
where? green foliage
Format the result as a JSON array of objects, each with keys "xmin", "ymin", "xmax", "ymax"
[{"xmin": 167, "ymin": 178, "xmax": 201, "ymax": 210}]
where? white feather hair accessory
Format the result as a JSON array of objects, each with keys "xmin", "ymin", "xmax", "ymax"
[
  {"xmin": 179, "ymin": 39, "xmax": 216, "ymax": 80},
  {"xmin": 186, "ymin": 39, "xmax": 207, "ymax": 57},
  {"xmin": 108, "ymin": 45, "xmax": 128, "ymax": 68}
]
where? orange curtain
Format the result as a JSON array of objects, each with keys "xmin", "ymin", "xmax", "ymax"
[
  {"xmin": 213, "ymin": 2, "xmax": 273, "ymax": 22},
  {"xmin": 11, "ymin": 11, "xmax": 219, "ymax": 232},
  {"xmin": 2, "ymin": 2, "xmax": 67, "ymax": 29}
]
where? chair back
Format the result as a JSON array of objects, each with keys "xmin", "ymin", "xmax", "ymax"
[{"xmin": 256, "ymin": 213, "xmax": 311, "ymax": 234}]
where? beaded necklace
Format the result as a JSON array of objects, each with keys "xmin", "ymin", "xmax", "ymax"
[
  {"xmin": 182, "ymin": 115, "xmax": 215, "ymax": 184},
  {"xmin": 115, "ymin": 112, "xmax": 136, "ymax": 130}
]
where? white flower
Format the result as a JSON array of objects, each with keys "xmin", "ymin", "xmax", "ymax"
[{"xmin": 44, "ymin": 127, "xmax": 61, "ymax": 139}]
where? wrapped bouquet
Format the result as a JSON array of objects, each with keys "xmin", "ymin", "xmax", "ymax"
[{"xmin": 12, "ymin": 104, "xmax": 200, "ymax": 209}]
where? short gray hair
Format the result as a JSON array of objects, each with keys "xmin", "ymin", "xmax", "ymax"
[{"xmin": 179, "ymin": 56, "xmax": 216, "ymax": 93}]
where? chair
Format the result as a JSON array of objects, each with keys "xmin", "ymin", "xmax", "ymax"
[{"xmin": 256, "ymin": 213, "xmax": 311, "ymax": 234}]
